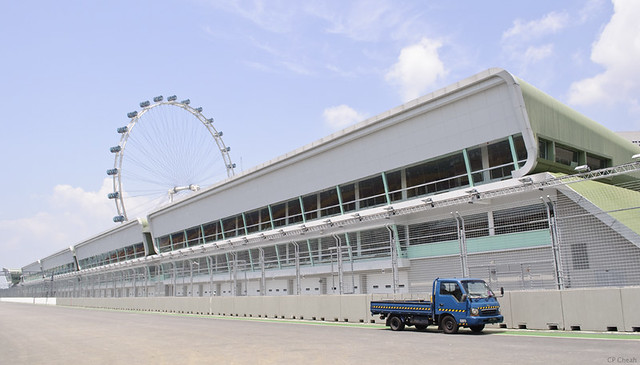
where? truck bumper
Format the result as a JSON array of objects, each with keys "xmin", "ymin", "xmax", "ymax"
[{"xmin": 465, "ymin": 315, "xmax": 503, "ymax": 326}]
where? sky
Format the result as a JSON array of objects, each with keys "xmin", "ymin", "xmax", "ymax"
[{"xmin": 1, "ymin": 0, "xmax": 639, "ymax": 288}]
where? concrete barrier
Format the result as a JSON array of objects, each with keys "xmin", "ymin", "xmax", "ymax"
[
  {"xmin": 561, "ymin": 288, "xmax": 625, "ymax": 332},
  {"xmin": 621, "ymin": 287, "xmax": 640, "ymax": 332},
  {"xmin": 506, "ymin": 290, "xmax": 564, "ymax": 330},
  {"xmin": 10, "ymin": 286, "xmax": 640, "ymax": 332},
  {"xmin": 1, "ymin": 297, "xmax": 56, "ymax": 305}
]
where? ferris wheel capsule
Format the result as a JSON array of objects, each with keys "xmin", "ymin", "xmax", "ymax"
[
  {"xmin": 167, "ymin": 95, "xmax": 177, "ymax": 102},
  {"xmin": 117, "ymin": 126, "xmax": 128, "ymax": 134},
  {"xmin": 113, "ymin": 215, "xmax": 125, "ymax": 223},
  {"xmin": 140, "ymin": 100, "xmax": 151, "ymax": 108},
  {"xmin": 127, "ymin": 111, "xmax": 138, "ymax": 118},
  {"xmin": 153, "ymin": 96, "xmax": 163, "ymax": 102},
  {"xmin": 110, "ymin": 146, "xmax": 122, "ymax": 153}
]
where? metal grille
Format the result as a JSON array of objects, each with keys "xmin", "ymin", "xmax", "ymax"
[{"xmin": 554, "ymin": 177, "xmax": 640, "ymax": 288}]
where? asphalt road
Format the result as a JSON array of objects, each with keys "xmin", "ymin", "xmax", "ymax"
[{"xmin": 0, "ymin": 302, "xmax": 638, "ymax": 365}]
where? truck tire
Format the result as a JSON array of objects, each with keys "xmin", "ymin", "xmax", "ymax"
[
  {"xmin": 441, "ymin": 315, "xmax": 459, "ymax": 334},
  {"xmin": 389, "ymin": 316, "xmax": 405, "ymax": 331},
  {"xmin": 469, "ymin": 324, "xmax": 485, "ymax": 333}
]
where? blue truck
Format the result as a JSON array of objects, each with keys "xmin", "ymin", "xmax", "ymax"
[{"xmin": 370, "ymin": 278, "xmax": 503, "ymax": 334}]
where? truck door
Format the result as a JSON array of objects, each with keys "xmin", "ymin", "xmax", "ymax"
[{"xmin": 437, "ymin": 281, "xmax": 467, "ymax": 319}]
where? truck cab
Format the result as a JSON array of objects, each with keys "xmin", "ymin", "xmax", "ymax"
[
  {"xmin": 370, "ymin": 278, "xmax": 503, "ymax": 334},
  {"xmin": 435, "ymin": 278, "xmax": 502, "ymax": 333}
]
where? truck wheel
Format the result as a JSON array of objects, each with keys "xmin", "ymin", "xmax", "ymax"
[
  {"xmin": 469, "ymin": 324, "xmax": 485, "ymax": 333},
  {"xmin": 441, "ymin": 316, "xmax": 458, "ymax": 334},
  {"xmin": 389, "ymin": 316, "xmax": 405, "ymax": 331}
]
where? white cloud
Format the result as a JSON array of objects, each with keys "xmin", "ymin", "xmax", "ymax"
[
  {"xmin": 385, "ymin": 38, "xmax": 447, "ymax": 102},
  {"xmin": 212, "ymin": 0, "xmax": 297, "ymax": 33},
  {"xmin": 578, "ymin": 0, "xmax": 607, "ymax": 23},
  {"xmin": 312, "ymin": 0, "xmax": 403, "ymax": 42},
  {"xmin": 523, "ymin": 44, "xmax": 554, "ymax": 63},
  {"xmin": 0, "ymin": 179, "xmax": 116, "ymax": 269},
  {"xmin": 500, "ymin": 10, "xmax": 570, "ymax": 73},
  {"xmin": 568, "ymin": 0, "xmax": 640, "ymax": 107},
  {"xmin": 323, "ymin": 105, "xmax": 367, "ymax": 130},
  {"xmin": 502, "ymin": 11, "xmax": 570, "ymax": 41}
]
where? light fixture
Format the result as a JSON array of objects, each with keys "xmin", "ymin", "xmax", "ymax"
[
  {"xmin": 632, "ymin": 153, "xmax": 640, "ymax": 160},
  {"xmin": 574, "ymin": 165, "xmax": 590, "ymax": 173},
  {"xmin": 422, "ymin": 198, "xmax": 434, "ymax": 207}
]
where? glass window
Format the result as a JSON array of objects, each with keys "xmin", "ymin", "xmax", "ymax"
[
  {"xmin": 488, "ymin": 139, "xmax": 514, "ymax": 179},
  {"xmin": 406, "ymin": 152, "xmax": 469, "ymax": 197},
  {"xmin": 222, "ymin": 216, "xmax": 240, "ymax": 238},
  {"xmin": 513, "ymin": 135, "xmax": 527, "ymax": 165},
  {"xmin": 339, "ymin": 183, "xmax": 356, "ymax": 212},
  {"xmin": 171, "ymin": 232, "xmax": 185, "ymax": 250},
  {"xmin": 134, "ymin": 242, "xmax": 145, "ymax": 257},
  {"xmin": 244, "ymin": 210, "xmax": 260, "ymax": 233},
  {"xmin": 555, "ymin": 145, "xmax": 578, "ymax": 166},
  {"xmin": 260, "ymin": 208, "xmax": 272, "ymax": 231},
  {"xmin": 186, "ymin": 226, "xmax": 202, "ymax": 247},
  {"xmin": 467, "ymin": 147, "xmax": 484, "ymax": 185},
  {"xmin": 440, "ymin": 282, "xmax": 464, "ymax": 301},
  {"xmin": 287, "ymin": 199, "xmax": 303, "ymax": 224},
  {"xmin": 202, "ymin": 221, "xmax": 222, "ymax": 242},
  {"xmin": 386, "ymin": 170, "xmax": 403, "ymax": 202},
  {"xmin": 320, "ymin": 188, "xmax": 341, "ymax": 217},
  {"xmin": 157, "ymin": 235, "xmax": 171, "ymax": 253},
  {"xmin": 359, "ymin": 175, "xmax": 386, "ymax": 208},
  {"xmin": 538, "ymin": 139, "xmax": 549, "ymax": 159},
  {"xmin": 302, "ymin": 194, "xmax": 318, "ymax": 221},
  {"xmin": 271, "ymin": 203, "xmax": 287, "ymax": 227},
  {"xmin": 586, "ymin": 154, "xmax": 608, "ymax": 170}
]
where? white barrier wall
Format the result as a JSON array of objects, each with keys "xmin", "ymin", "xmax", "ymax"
[
  {"xmin": 49, "ymin": 286, "xmax": 640, "ymax": 332},
  {"xmin": 1, "ymin": 297, "xmax": 57, "ymax": 305}
]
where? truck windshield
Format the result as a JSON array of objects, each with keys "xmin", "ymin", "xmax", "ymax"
[{"xmin": 461, "ymin": 280, "xmax": 494, "ymax": 299}]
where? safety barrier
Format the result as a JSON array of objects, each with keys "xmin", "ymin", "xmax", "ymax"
[
  {"xmin": 22, "ymin": 287, "xmax": 640, "ymax": 332},
  {"xmin": 0, "ymin": 297, "xmax": 56, "ymax": 305}
]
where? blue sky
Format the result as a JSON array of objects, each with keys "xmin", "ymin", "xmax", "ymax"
[{"xmin": 1, "ymin": 0, "xmax": 639, "ymax": 286}]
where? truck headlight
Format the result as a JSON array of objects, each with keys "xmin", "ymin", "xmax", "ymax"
[{"xmin": 471, "ymin": 308, "xmax": 479, "ymax": 316}]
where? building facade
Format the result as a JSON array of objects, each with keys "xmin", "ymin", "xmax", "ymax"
[{"xmin": 4, "ymin": 68, "xmax": 640, "ymax": 299}]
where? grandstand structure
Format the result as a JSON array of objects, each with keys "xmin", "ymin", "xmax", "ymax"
[{"xmin": 4, "ymin": 68, "xmax": 640, "ymax": 300}]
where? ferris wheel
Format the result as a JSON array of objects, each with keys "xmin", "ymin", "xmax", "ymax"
[{"xmin": 107, "ymin": 95, "xmax": 236, "ymax": 223}]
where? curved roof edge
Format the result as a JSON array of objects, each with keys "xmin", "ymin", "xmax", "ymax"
[{"xmin": 148, "ymin": 68, "xmax": 536, "ymax": 218}]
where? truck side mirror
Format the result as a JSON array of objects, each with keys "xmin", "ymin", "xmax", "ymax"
[
  {"xmin": 460, "ymin": 294, "xmax": 467, "ymax": 302},
  {"xmin": 500, "ymin": 287, "xmax": 504, "ymax": 297}
]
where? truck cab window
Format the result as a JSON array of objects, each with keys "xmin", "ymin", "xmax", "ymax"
[{"xmin": 440, "ymin": 282, "xmax": 463, "ymax": 302}]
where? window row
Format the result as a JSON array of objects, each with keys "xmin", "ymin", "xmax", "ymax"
[
  {"xmin": 78, "ymin": 242, "xmax": 146, "ymax": 270},
  {"xmin": 43, "ymin": 262, "xmax": 76, "ymax": 278},
  {"xmin": 538, "ymin": 138, "xmax": 609, "ymax": 170},
  {"xmin": 156, "ymin": 135, "xmax": 527, "ymax": 253}
]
